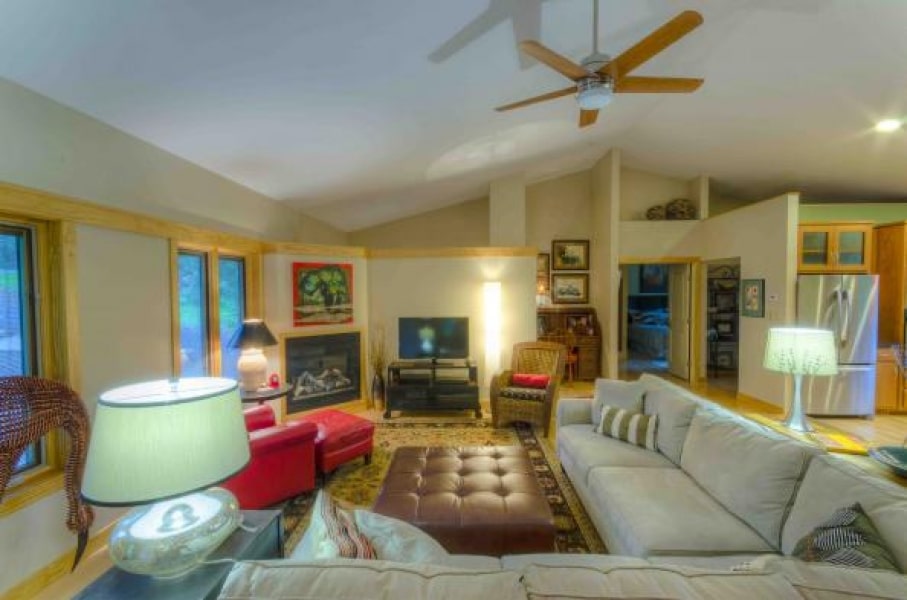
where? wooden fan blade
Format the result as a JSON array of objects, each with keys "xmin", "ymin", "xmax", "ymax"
[
  {"xmin": 603, "ymin": 10, "xmax": 703, "ymax": 80},
  {"xmin": 495, "ymin": 86, "xmax": 577, "ymax": 112},
  {"xmin": 614, "ymin": 76, "xmax": 703, "ymax": 93},
  {"xmin": 579, "ymin": 109, "xmax": 599, "ymax": 128},
  {"xmin": 519, "ymin": 40, "xmax": 589, "ymax": 80}
]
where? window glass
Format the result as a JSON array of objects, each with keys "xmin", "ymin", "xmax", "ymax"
[
  {"xmin": 1, "ymin": 225, "xmax": 41, "ymax": 473},
  {"xmin": 178, "ymin": 252, "xmax": 208, "ymax": 376},
  {"xmin": 218, "ymin": 257, "xmax": 245, "ymax": 381}
]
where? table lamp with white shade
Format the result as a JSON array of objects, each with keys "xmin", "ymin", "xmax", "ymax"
[
  {"xmin": 81, "ymin": 377, "xmax": 250, "ymax": 578},
  {"xmin": 229, "ymin": 319, "xmax": 278, "ymax": 391},
  {"xmin": 763, "ymin": 327, "xmax": 838, "ymax": 432}
]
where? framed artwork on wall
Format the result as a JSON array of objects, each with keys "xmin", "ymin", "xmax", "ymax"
[
  {"xmin": 292, "ymin": 262, "xmax": 354, "ymax": 326},
  {"xmin": 551, "ymin": 273, "xmax": 589, "ymax": 304},
  {"xmin": 741, "ymin": 278, "xmax": 765, "ymax": 318},
  {"xmin": 552, "ymin": 240, "xmax": 589, "ymax": 271}
]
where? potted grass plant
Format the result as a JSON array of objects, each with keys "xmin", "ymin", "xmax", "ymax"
[{"xmin": 367, "ymin": 324, "xmax": 388, "ymax": 410}]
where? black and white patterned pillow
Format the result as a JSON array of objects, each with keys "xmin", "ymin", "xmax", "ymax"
[{"xmin": 792, "ymin": 503, "xmax": 900, "ymax": 573}]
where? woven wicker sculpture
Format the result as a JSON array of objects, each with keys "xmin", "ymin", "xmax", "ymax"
[{"xmin": 0, "ymin": 377, "xmax": 94, "ymax": 569}]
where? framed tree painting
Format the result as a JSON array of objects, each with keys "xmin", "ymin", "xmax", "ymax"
[
  {"xmin": 741, "ymin": 278, "xmax": 765, "ymax": 318},
  {"xmin": 292, "ymin": 262, "xmax": 354, "ymax": 326},
  {"xmin": 552, "ymin": 240, "xmax": 590, "ymax": 271},
  {"xmin": 551, "ymin": 273, "xmax": 589, "ymax": 304}
]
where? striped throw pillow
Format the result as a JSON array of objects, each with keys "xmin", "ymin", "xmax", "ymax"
[
  {"xmin": 596, "ymin": 404, "xmax": 658, "ymax": 451},
  {"xmin": 319, "ymin": 490, "xmax": 377, "ymax": 559}
]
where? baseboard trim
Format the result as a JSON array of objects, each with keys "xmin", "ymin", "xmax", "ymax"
[{"xmin": 0, "ymin": 521, "xmax": 114, "ymax": 600}]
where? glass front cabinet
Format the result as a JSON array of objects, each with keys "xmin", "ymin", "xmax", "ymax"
[{"xmin": 798, "ymin": 222, "xmax": 872, "ymax": 273}]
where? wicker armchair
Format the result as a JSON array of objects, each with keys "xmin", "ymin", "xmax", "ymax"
[{"xmin": 490, "ymin": 341, "xmax": 567, "ymax": 437}]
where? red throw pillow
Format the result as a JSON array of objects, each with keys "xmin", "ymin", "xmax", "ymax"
[{"xmin": 512, "ymin": 373, "xmax": 551, "ymax": 388}]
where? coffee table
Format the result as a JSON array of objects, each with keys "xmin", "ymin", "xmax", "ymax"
[{"xmin": 372, "ymin": 446, "xmax": 556, "ymax": 556}]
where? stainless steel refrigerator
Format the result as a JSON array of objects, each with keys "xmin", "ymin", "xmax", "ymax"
[{"xmin": 796, "ymin": 274, "xmax": 879, "ymax": 416}]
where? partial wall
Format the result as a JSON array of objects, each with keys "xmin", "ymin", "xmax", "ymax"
[{"xmin": 366, "ymin": 252, "xmax": 536, "ymax": 391}]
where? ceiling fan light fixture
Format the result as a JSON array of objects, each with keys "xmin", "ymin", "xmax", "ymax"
[
  {"xmin": 576, "ymin": 78, "xmax": 613, "ymax": 110},
  {"xmin": 875, "ymin": 119, "xmax": 903, "ymax": 133}
]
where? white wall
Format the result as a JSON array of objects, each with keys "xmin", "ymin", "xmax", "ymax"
[
  {"xmin": 618, "ymin": 221, "xmax": 701, "ymax": 258},
  {"xmin": 366, "ymin": 255, "xmax": 536, "ymax": 390},
  {"xmin": 347, "ymin": 198, "xmax": 489, "ymax": 248},
  {"xmin": 489, "ymin": 175, "xmax": 527, "ymax": 246},
  {"xmin": 0, "ymin": 78, "xmax": 344, "ymax": 244}
]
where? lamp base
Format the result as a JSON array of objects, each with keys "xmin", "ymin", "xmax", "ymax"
[
  {"xmin": 237, "ymin": 349, "xmax": 268, "ymax": 391},
  {"xmin": 108, "ymin": 487, "xmax": 241, "ymax": 578},
  {"xmin": 782, "ymin": 373, "xmax": 813, "ymax": 433}
]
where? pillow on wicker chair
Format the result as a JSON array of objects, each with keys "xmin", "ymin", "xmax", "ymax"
[{"xmin": 511, "ymin": 373, "xmax": 551, "ymax": 388}]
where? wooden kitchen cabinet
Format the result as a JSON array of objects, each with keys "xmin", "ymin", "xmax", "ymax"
[
  {"xmin": 873, "ymin": 222, "xmax": 907, "ymax": 347},
  {"xmin": 876, "ymin": 347, "xmax": 902, "ymax": 413},
  {"xmin": 798, "ymin": 222, "xmax": 872, "ymax": 273}
]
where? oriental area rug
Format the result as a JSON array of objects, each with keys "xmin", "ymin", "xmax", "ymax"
[{"xmin": 280, "ymin": 420, "xmax": 606, "ymax": 555}]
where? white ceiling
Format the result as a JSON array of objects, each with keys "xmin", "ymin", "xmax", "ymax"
[{"xmin": 2, "ymin": 0, "xmax": 906, "ymax": 231}]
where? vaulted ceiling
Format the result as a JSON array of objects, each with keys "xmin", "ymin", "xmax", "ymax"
[{"xmin": 2, "ymin": 0, "xmax": 906, "ymax": 231}]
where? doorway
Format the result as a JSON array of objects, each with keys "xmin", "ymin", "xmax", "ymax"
[
  {"xmin": 619, "ymin": 262, "xmax": 692, "ymax": 380},
  {"xmin": 705, "ymin": 259, "xmax": 740, "ymax": 393}
]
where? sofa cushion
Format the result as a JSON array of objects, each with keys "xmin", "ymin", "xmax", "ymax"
[
  {"xmin": 587, "ymin": 466, "xmax": 775, "ymax": 557},
  {"xmin": 791, "ymin": 502, "xmax": 900, "ymax": 572},
  {"xmin": 520, "ymin": 563, "xmax": 801, "ymax": 600},
  {"xmin": 680, "ymin": 411, "xmax": 818, "ymax": 549},
  {"xmin": 499, "ymin": 386, "xmax": 547, "ymax": 401},
  {"xmin": 754, "ymin": 556, "xmax": 907, "ymax": 600},
  {"xmin": 592, "ymin": 379, "xmax": 645, "ymax": 428},
  {"xmin": 557, "ymin": 424, "xmax": 675, "ymax": 484},
  {"xmin": 501, "ymin": 554, "xmax": 649, "ymax": 571},
  {"xmin": 643, "ymin": 388, "xmax": 698, "ymax": 465},
  {"xmin": 782, "ymin": 453, "xmax": 907, "ymax": 573},
  {"xmin": 596, "ymin": 405, "xmax": 657, "ymax": 451},
  {"xmin": 351, "ymin": 510, "xmax": 450, "ymax": 565},
  {"xmin": 218, "ymin": 559, "xmax": 527, "ymax": 600}
]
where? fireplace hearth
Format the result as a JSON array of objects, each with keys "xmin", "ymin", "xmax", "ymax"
[{"xmin": 284, "ymin": 331, "xmax": 361, "ymax": 413}]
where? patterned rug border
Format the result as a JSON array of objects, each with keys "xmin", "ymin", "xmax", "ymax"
[{"xmin": 280, "ymin": 421, "xmax": 606, "ymax": 555}]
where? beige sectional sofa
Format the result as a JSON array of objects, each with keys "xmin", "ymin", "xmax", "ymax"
[{"xmin": 216, "ymin": 374, "xmax": 907, "ymax": 599}]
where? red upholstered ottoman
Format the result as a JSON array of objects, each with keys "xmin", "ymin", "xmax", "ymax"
[{"xmin": 297, "ymin": 409, "xmax": 375, "ymax": 478}]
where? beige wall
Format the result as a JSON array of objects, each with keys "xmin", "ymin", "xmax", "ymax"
[
  {"xmin": 489, "ymin": 175, "xmax": 527, "ymax": 246},
  {"xmin": 0, "ymin": 225, "xmax": 173, "ymax": 596},
  {"xmin": 618, "ymin": 221, "xmax": 701, "ymax": 258},
  {"xmin": 526, "ymin": 171, "xmax": 593, "ymax": 253},
  {"xmin": 366, "ymin": 255, "xmax": 536, "ymax": 391},
  {"xmin": 620, "ymin": 167, "xmax": 690, "ymax": 221},
  {"xmin": 799, "ymin": 203, "xmax": 907, "ymax": 223},
  {"xmin": 0, "ymin": 78, "xmax": 344, "ymax": 244},
  {"xmin": 347, "ymin": 198, "xmax": 489, "ymax": 248},
  {"xmin": 591, "ymin": 151, "xmax": 621, "ymax": 377},
  {"xmin": 702, "ymin": 194, "xmax": 799, "ymax": 406}
]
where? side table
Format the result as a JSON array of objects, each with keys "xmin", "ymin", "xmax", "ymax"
[
  {"xmin": 73, "ymin": 509, "xmax": 282, "ymax": 600},
  {"xmin": 240, "ymin": 384, "xmax": 290, "ymax": 405}
]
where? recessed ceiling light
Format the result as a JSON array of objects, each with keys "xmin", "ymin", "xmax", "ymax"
[{"xmin": 875, "ymin": 119, "xmax": 903, "ymax": 133}]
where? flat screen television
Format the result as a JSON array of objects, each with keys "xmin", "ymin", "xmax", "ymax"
[{"xmin": 398, "ymin": 317, "xmax": 469, "ymax": 360}]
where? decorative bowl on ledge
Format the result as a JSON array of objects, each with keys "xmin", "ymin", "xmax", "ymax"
[{"xmin": 868, "ymin": 445, "xmax": 907, "ymax": 478}]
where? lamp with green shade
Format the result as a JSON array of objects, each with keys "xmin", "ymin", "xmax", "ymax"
[{"xmin": 81, "ymin": 377, "xmax": 250, "ymax": 578}]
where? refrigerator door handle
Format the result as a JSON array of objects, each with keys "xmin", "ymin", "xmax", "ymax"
[
  {"xmin": 840, "ymin": 289, "xmax": 850, "ymax": 346},
  {"xmin": 833, "ymin": 289, "xmax": 845, "ymax": 347}
]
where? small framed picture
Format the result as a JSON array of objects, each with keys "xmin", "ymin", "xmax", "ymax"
[
  {"xmin": 551, "ymin": 273, "xmax": 589, "ymax": 304},
  {"xmin": 552, "ymin": 240, "xmax": 590, "ymax": 271},
  {"xmin": 741, "ymin": 279, "xmax": 765, "ymax": 318},
  {"xmin": 715, "ymin": 321, "xmax": 735, "ymax": 339},
  {"xmin": 639, "ymin": 264, "xmax": 668, "ymax": 294}
]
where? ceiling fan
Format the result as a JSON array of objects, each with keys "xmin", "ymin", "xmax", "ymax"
[{"xmin": 496, "ymin": 1, "xmax": 704, "ymax": 127}]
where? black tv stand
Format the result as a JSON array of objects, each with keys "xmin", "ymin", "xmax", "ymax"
[{"xmin": 385, "ymin": 360, "xmax": 480, "ymax": 419}]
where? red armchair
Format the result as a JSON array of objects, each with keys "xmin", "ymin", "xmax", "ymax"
[{"xmin": 221, "ymin": 404, "xmax": 318, "ymax": 509}]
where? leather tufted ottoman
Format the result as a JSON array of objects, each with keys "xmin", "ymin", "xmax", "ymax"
[
  {"xmin": 296, "ymin": 409, "xmax": 375, "ymax": 478},
  {"xmin": 372, "ymin": 446, "xmax": 556, "ymax": 556}
]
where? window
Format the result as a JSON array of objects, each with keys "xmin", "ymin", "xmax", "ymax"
[
  {"xmin": 176, "ymin": 248, "xmax": 248, "ymax": 379},
  {"xmin": 0, "ymin": 224, "xmax": 41, "ymax": 475},
  {"xmin": 218, "ymin": 256, "xmax": 245, "ymax": 380},
  {"xmin": 178, "ymin": 251, "xmax": 210, "ymax": 376}
]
